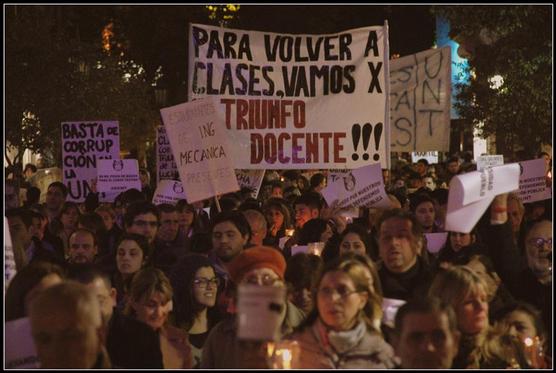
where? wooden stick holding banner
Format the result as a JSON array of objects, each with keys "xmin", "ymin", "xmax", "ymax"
[{"xmin": 214, "ymin": 195, "xmax": 222, "ymax": 213}]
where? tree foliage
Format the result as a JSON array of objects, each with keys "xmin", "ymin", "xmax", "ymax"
[
  {"xmin": 6, "ymin": 6, "xmax": 159, "ymax": 167},
  {"xmin": 432, "ymin": 5, "xmax": 552, "ymax": 157}
]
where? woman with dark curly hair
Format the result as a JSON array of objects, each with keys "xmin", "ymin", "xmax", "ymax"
[{"xmin": 170, "ymin": 254, "xmax": 223, "ymax": 368}]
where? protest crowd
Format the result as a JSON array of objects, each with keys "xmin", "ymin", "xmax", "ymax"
[
  {"xmin": 4, "ymin": 148, "xmax": 552, "ymax": 369},
  {"xmin": 4, "ymin": 15, "xmax": 553, "ymax": 371}
]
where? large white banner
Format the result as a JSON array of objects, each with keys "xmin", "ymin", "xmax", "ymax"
[
  {"xmin": 160, "ymin": 97, "xmax": 240, "ymax": 203},
  {"xmin": 390, "ymin": 46, "xmax": 451, "ymax": 152},
  {"xmin": 61, "ymin": 121, "xmax": 120, "ymax": 202},
  {"xmin": 188, "ymin": 23, "xmax": 390, "ymax": 169}
]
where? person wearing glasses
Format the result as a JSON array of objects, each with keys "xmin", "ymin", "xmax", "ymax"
[
  {"xmin": 201, "ymin": 246, "xmax": 305, "ymax": 369},
  {"xmin": 505, "ymin": 218, "xmax": 552, "ymax": 347},
  {"xmin": 125, "ymin": 268, "xmax": 192, "ymax": 369},
  {"xmin": 171, "ymin": 254, "xmax": 223, "ymax": 368},
  {"xmin": 123, "ymin": 201, "xmax": 159, "ymax": 245},
  {"xmin": 286, "ymin": 257, "xmax": 397, "ymax": 368}
]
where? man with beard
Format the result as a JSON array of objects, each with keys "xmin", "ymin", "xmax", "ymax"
[{"xmin": 67, "ymin": 228, "xmax": 98, "ymax": 265}]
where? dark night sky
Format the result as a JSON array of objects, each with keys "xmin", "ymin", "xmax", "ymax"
[{"xmin": 70, "ymin": 5, "xmax": 435, "ymax": 70}]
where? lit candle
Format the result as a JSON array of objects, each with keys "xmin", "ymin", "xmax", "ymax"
[
  {"xmin": 285, "ymin": 229, "xmax": 294, "ymax": 237},
  {"xmin": 280, "ymin": 348, "xmax": 292, "ymax": 369}
]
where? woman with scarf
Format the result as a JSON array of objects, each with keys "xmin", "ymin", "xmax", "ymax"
[{"xmin": 287, "ymin": 257, "xmax": 397, "ymax": 368}]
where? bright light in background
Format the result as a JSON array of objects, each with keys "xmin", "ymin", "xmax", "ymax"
[
  {"xmin": 102, "ymin": 22, "xmax": 114, "ymax": 53},
  {"xmin": 488, "ymin": 75, "xmax": 504, "ymax": 90},
  {"xmin": 435, "ymin": 16, "xmax": 471, "ymax": 119}
]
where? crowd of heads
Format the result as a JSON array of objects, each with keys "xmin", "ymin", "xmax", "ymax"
[{"xmin": 4, "ymin": 151, "xmax": 552, "ymax": 368}]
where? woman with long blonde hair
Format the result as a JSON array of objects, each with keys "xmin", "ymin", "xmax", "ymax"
[{"xmin": 429, "ymin": 266, "xmax": 530, "ymax": 368}]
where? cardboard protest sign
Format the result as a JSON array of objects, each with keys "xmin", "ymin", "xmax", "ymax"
[
  {"xmin": 160, "ymin": 97, "xmax": 240, "ymax": 204},
  {"xmin": 61, "ymin": 121, "xmax": 120, "ymax": 202},
  {"xmin": 411, "ymin": 151, "xmax": 439, "ymax": 164},
  {"xmin": 382, "ymin": 298, "xmax": 406, "ymax": 328},
  {"xmin": 152, "ymin": 179, "xmax": 187, "ymax": 205},
  {"xmin": 518, "ymin": 158, "xmax": 552, "ymax": 203},
  {"xmin": 97, "ymin": 159, "xmax": 141, "ymax": 195},
  {"xmin": 156, "ymin": 126, "xmax": 179, "ymax": 184},
  {"xmin": 424, "ymin": 232, "xmax": 449, "ymax": 254},
  {"xmin": 321, "ymin": 163, "xmax": 391, "ymax": 209},
  {"xmin": 237, "ymin": 284, "xmax": 286, "ymax": 341},
  {"xmin": 5, "ymin": 317, "xmax": 40, "ymax": 369},
  {"xmin": 5, "ymin": 217, "xmax": 16, "ymax": 293},
  {"xmin": 188, "ymin": 23, "xmax": 390, "ymax": 169},
  {"xmin": 477, "ymin": 155, "xmax": 504, "ymax": 171},
  {"xmin": 235, "ymin": 169, "xmax": 265, "ymax": 198},
  {"xmin": 445, "ymin": 164, "xmax": 520, "ymax": 233},
  {"xmin": 390, "ymin": 46, "xmax": 451, "ymax": 152}
]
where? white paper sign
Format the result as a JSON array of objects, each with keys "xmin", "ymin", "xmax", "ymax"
[
  {"xmin": 188, "ymin": 23, "xmax": 390, "ymax": 169},
  {"xmin": 160, "ymin": 97, "xmax": 240, "ymax": 204},
  {"xmin": 237, "ymin": 284, "xmax": 286, "ymax": 341},
  {"xmin": 390, "ymin": 46, "xmax": 451, "ymax": 152},
  {"xmin": 445, "ymin": 164, "xmax": 520, "ymax": 233},
  {"xmin": 411, "ymin": 151, "xmax": 439, "ymax": 164},
  {"xmin": 321, "ymin": 163, "xmax": 391, "ymax": 209},
  {"xmin": 518, "ymin": 158, "xmax": 552, "ymax": 203},
  {"xmin": 152, "ymin": 179, "xmax": 187, "ymax": 205},
  {"xmin": 61, "ymin": 121, "xmax": 120, "ymax": 202},
  {"xmin": 424, "ymin": 232, "xmax": 449, "ymax": 254},
  {"xmin": 97, "ymin": 159, "xmax": 141, "ymax": 195},
  {"xmin": 235, "ymin": 169, "xmax": 266, "ymax": 199},
  {"xmin": 477, "ymin": 155, "xmax": 504, "ymax": 171},
  {"xmin": 5, "ymin": 217, "xmax": 16, "ymax": 292},
  {"xmin": 156, "ymin": 126, "xmax": 179, "ymax": 184},
  {"xmin": 5, "ymin": 317, "xmax": 40, "ymax": 369},
  {"xmin": 382, "ymin": 298, "xmax": 406, "ymax": 328},
  {"xmin": 291, "ymin": 245, "xmax": 309, "ymax": 256}
]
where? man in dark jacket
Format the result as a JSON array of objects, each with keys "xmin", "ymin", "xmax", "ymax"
[
  {"xmin": 68, "ymin": 265, "xmax": 163, "ymax": 368},
  {"xmin": 377, "ymin": 209, "xmax": 434, "ymax": 301}
]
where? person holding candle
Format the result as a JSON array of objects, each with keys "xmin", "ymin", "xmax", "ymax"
[
  {"xmin": 286, "ymin": 257, "xmax": 397, "ymax": 368},
  {"xmin": 201, "ymin": 246, "xmax": 305, "ymax": 369},
  {"xmin": 263, "ymin": 198, "xmax": 293, "ymax": 248}
]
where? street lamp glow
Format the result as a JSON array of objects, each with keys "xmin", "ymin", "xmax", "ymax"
[{"xmin": 488, "ymin": 75, "xmax": 504, "ymax": 90}]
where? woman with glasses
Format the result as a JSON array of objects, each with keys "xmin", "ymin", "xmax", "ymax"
[
  {"xmin": 125, "ymin": 267, "xmax": 192, "ymax": 368},
  {"xmin": 201, "ymin": 246, "xmax": 305, "ymax": 369},
  {"xmin": 171, "ymin": 254, "xmax": 223, "ymax": 368},
  {"xmin": 287, "ymin": 257, "xmax": 396, "ymax": 368}
]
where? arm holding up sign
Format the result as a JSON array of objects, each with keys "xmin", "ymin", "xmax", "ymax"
[{"xmin": 483, "ymin": 193, "xmax": 524, "ymax": 285}]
